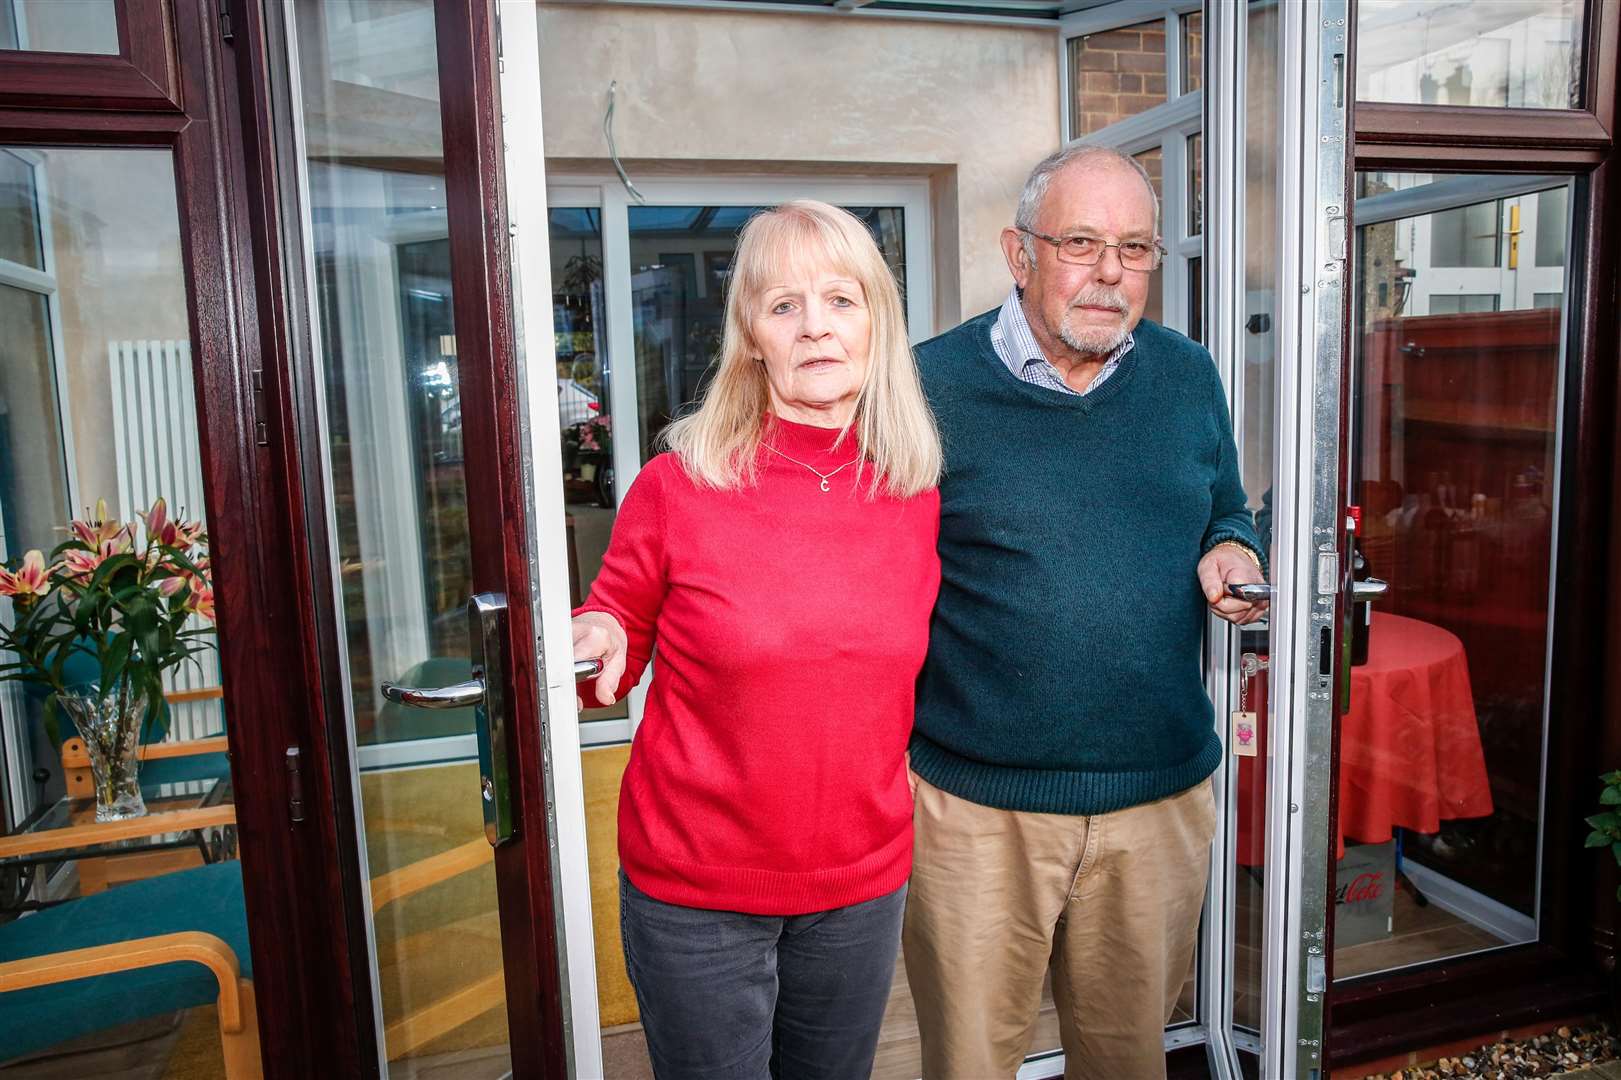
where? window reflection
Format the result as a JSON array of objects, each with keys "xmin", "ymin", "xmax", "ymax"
[
  {"xmin": 1357, "ymin": 0, "xmax": 1584, "ymax": 110},
  {"xmin": 1337, "ymin": 175, "xmax": 1569, "ymax": 979},
  {"xmin": 0, "ymin": 0, "xmax": 118, "ymax": 55}
]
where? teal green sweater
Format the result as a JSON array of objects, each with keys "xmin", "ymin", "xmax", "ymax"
[{"xmin": 910, "ymin": 311, "xmax": 1260, "ymax": 815}]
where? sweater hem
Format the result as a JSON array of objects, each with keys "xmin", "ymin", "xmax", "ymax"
[
  {"xmin": 907, "ymin": 733, "xmax": 1223, "ymax": 815},
  {"xmin": 619, "ymin": 822, "xmax": 914, "ymax": 917}
]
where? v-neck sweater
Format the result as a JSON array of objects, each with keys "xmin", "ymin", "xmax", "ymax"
[
  {"xmin": 576, "ymin": 417, "xmax": 941, "ymax": 915},
  {"xmin": 909, "ymin": 310, "xmax": 1261, "ymax": 815}
]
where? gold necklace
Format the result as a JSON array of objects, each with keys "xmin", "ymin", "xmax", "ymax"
[{"xmin": 762, "ymin": 443, "xmax": 861, "ymax": 493}]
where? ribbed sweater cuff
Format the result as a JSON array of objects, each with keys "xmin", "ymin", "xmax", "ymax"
[{"xmin": 907, "ymin": 733, "xmax": 1223, "ymax": 816}]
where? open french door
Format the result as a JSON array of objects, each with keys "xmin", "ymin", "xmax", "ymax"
[{"xmin": 1204, "ymin": 1, "xmax": 1356, "ymax": 1077}]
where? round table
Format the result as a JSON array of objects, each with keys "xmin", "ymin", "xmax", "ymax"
[{"xmin": 1236, "ymin": 612, "xmax": 1494, "ymax": 865}]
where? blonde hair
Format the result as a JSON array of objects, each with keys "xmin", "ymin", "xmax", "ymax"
[{"xmin": 662, "ymin": 200, "xmax": 942, "ymax": 498}]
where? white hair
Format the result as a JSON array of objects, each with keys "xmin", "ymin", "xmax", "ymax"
[{"xmin": 1015, "ymin": 144, "xmax": 1162, "ymax": 262}]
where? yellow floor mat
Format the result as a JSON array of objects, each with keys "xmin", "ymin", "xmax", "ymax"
[{"xmin": 582, "ymin": 745, "xmax": 638, "ymax": 1028}]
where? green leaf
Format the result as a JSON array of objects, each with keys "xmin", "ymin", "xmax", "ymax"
[
  {"xmin": 1601, "ymin": 786, "xmax": 1621, "ymax": 806},
  {"xmin": 1587, "ymin": 830, "xmax": 1611, "ymax": 848},
  {"xmin": 1587, "ymin": 813, "xmax": 1621, "ymax": 832}
]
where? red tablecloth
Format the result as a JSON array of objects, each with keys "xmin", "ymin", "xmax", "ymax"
[{"xmin": 1236, "ymin": 612, "xmax": 1494, "ymax": 865}]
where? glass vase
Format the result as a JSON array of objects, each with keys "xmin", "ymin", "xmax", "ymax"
[{"xmin": 57, "ymin": 684, "xmax": 151, "ymax": 821}]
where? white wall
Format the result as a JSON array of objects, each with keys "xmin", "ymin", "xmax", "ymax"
[{"xmin": 534, "ymin": 3, "xmax": 1063, "ymax": 328}]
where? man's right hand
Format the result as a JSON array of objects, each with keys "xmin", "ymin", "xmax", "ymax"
[{"xmin": 573, "ymin": 611, "xmax": 628, "ymax": 710}]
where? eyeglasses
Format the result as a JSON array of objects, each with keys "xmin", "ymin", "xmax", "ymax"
[{"xmin": 1018, "ymin": 228, "xmax": 1165, "ymax": 272}]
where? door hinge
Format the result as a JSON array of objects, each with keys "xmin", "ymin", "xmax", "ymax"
[
  {"xmin": 251, "ymin": 368, "xmax": 268, "ymax": 446},
  {"xmin": 218, "ymin": 3, "xmax": 233, "ymax": 43},
  {"xmin": 285, "ymin": 746, "xmax": 306, "ymax": 822}
]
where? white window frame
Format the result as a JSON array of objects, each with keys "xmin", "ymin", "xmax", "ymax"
[
  {"xmin": 1060, "ymin": 1, "xmax": 1205, "ymax": 339},
  {"xmin": 547, "ymin": 175, "xmax": 933, "ymax": 749}
]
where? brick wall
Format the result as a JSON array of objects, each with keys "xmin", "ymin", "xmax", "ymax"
[{"xmin": 1069, "ymin": 19, "xmax": 1168, "ymax": 138}]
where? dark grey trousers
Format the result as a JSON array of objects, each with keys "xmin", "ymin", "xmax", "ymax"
[{"xmin": 618, "ymin": 871, "xmax": 906, "ymax": 1080}]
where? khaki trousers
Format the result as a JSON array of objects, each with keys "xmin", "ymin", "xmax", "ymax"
[{"xmin": 903, "ymin": 776, "xmax": 1216, "ymax": 1080}]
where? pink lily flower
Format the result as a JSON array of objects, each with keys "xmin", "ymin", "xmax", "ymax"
[
  {"xmin": 62, "ymin": 537, "xmax": 131, "ymax": 581},
  {"xmin": 144, "ymin": 497, "xmax": 179, "ymax": 547},
  {"xmin": 0, "ymin": 550, "xmax": 51, "ymax": 600},
  {"xmin": 68, "ymin": 498, "xmax": 132, "ymax": 550},
  {"xmin": 187, "ymin": 575, "xmax": 216, "ymax": 622}
]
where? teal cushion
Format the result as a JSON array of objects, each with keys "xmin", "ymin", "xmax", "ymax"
[
  {"xmin": 140, "ymin": 753, "xmax": 231, "ymax": 789},
  {"xmin": 0, "ymin": 861, "xmax": 249, "ymax": 1060},
  {"xmin": 369, "ymin": 656, "xmax": 478, "ymax": 744}
]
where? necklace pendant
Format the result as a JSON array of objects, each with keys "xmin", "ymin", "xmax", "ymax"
[{"xmin": 819, "ymin": 478, "xmax": 831, "ymax": 493}]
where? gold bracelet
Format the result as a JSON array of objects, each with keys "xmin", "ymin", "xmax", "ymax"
[{"xmin": 1214, "ymin": 541, "xmax": 1262, "ymax": 571}]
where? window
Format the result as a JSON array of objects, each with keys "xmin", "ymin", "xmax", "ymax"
[
  {"xmin": 0, "ymin": 0, "xmax": 118, "ymax": 54},
  {"xmin": 1430, "ymin": 201, "xmax": 1501, "ymax": 268},
  {"xmin": 1068, "ymin": 18, "xmax": 1169, "ymax": 139},
  {"xmin": 1356, "ymin": 0, "xmax": 1584, "ymax": 110},
  {"xmin": 545, "ymin": 180, "xmax": 927, "ymax": 745},
  {"xmin": 1427, "ymin": 292, "xmax": 1499, "ymax": 314},
  {"xmin": 1181, "ymin": 10, "xmax": 1203, "ymax": 93},
  {"xmin": 1062, "ymin": 3, "xmax": 1204, "ymax": 340},
  {"xmin": 1535, "ymin": 187, "xmax": 1568, "ymax": 266},
  {"xmin": 1345, "ymin": 176, "xmax": 1575, "ymax": 977}
]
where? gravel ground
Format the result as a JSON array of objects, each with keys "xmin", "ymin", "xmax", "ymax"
[{"xmin": 1353, "ymin": 1023, "xmax": 1621, "ymax": 1080}]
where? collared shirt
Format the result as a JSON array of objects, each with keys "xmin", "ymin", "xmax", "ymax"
[{"xmin": 988, "ymin": 288, "xmax": 1134, "ymax": 397}]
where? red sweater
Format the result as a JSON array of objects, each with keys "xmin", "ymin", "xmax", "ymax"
[{"xmin": 577, "ymin": 417, "xmax": 940, "ymax": 915}]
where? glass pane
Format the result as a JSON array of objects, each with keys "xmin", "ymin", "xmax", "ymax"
[
  {"xmin": 1134, "ymin": 148, "xmax": 1165, "ymax": 325},
  {"xmin": 1357, "ymin": 0, "xmax": 1584, "ymax": 110},
  {"xmin": 0, "ymin": 0, "xmax": 118, "ymax": 54},
  {"xmin": 0, "ymin": 151, "xmax": 44, "ymax": 270},
  {"xmin": 549, "ymin": 207, "xmax": 628, "ymax": 730},
  {"xmin": 1535, "ymin": 187, "xmax": 1568, "ymax": 266},
  {"xmin": 1182, "ymin": 11, "xmax": 1204, "ymax": 93},
  {"xmin": 1188, "ymin": 254, "xmax": 1203, "ymax": 342},
  {"xmin": 1340, "ymin": 177, "xmax": 1569, "ymax": 979},
  {"xmin": 290, "ymin": 3, "xmax": 512, "ymax": 1073},
  {"xmin": 1068, "ymin": 18, "xmax": 1169, "ymax": 139},
  {"xmin": 1427, "ymin": 292, "xmax": 1500, "ymax": 314},
  {"xmin": 627, "ymin": 204, "xmax": 906, "ymax": 464},
  {"xmin": 1233, "ymin": 0, "xmax": 1281, "ymax": 1036},
  {"xmin": 1188, "ymin": 132, "xmax": 1204, "ymax": 237},
  {"xmin": 1430, "ymin": 200, "xmax": 1501, "ymax": 268},
  {"xmin": 0, "ymin": 147, "xmax": 245, "ymax": 1069}
]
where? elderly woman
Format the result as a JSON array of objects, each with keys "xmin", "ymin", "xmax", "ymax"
[{"xmin": 572, "ymin": 200, "xmax": 941, "ymax": 1079}]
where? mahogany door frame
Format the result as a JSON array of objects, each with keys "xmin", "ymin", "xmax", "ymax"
[
  {"xmin": 1, "ymin": 0, "xmax": 370, "ymax": 1075},
  {"xmin": 1326, "ymin": 0, "xmax": 1621, "ymax": 1068},
  {"xmin": 225, "ymin": 0, "xmax": 570, "ymax": 1074}
]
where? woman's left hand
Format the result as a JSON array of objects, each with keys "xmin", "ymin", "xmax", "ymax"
[{"xmin": 573, "ymin": 610, "xmax": 628, "ymax": 708}]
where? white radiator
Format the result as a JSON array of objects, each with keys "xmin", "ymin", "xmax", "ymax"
[{"xmin": 107, "ymin": 339, "xmax": 223, "ymax": 746}]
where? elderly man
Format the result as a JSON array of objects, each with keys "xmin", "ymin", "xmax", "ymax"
[{"xmin": 904, "ymin": 144, "xmax": 1266, "ymax": 1079}]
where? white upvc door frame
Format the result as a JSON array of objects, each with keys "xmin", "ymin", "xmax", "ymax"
[{"xmin": 1059, "ymin": 0, "xmax": 1206, "ymax": 341}]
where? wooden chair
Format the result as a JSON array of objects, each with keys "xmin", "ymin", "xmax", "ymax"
[{"xmin": 0, "ymin": 828, "xmax": 494, "ymax": 1072}]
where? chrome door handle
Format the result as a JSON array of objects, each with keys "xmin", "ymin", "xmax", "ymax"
[
  {"xmin": 575, "ymin": 658, "xmax": 604, "ymax": 679},
  {"xmin": 1350, "ymin": 577, "xmax": 1389, "ymax": 602},
  {"xmin": 378, "ymin": 593, "xmax": 515, "ymax": 847},
  {"xmin": 380, "ymin": 680, "xmax": 484, "ymax": 709},
  {"xmin": 1226, "ymin": 582, "xmax": 1273, "ymax": 603}
]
